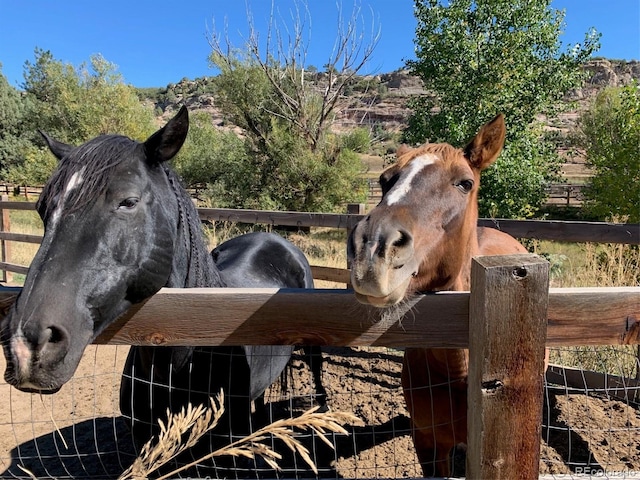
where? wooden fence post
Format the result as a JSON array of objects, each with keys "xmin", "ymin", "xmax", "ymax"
[
  {"xmin": 346, "ymin": 203, "xmax": 365, "ymax": 274},
  {"xmin": 0, "ymin": 195, "xmax": 10, "ymax": 284},
  {"xmin": 346, "ymin": 203, "xmax": 365, "ymax": 224},
  {"xmin": 467, "ymin": 254, "xmax": 549, "ymax": 479}
]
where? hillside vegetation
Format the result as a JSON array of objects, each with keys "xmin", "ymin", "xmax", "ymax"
[{"xmin": 138, "ymin": 59, "xmax": 639, "ymax": 169}]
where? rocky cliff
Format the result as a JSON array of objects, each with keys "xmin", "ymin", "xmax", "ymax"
[{"xmin": 148, "ymin": 59, "xmax": 637, "ymax": 136}]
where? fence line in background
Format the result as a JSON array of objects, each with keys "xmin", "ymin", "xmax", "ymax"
[
  {"xmin": 0, "ymin": 200, "xmax": 638, "ymax": 281},
  {"xmin": 1, "ymin": 182, "xmax": 588, "ymax": 207}
]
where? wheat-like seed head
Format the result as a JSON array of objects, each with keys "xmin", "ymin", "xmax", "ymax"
[{"xmin": 119, "ymin": 392, "xmax": 358, "ymax": 480}]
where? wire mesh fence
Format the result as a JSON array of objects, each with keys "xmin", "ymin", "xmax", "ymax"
[{"xmin": 1, "ymin": 345, "xmax": 639, "ymax": 479}]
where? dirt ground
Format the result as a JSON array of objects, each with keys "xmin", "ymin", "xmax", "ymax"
[{"xmin": 1, "ymin": 345, "xmax": 639, "ymax": 479}]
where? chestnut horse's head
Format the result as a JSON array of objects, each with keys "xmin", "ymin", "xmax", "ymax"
[{"xmin": 348, "ymin": 115, "xmax": 506, "ymax": 307}]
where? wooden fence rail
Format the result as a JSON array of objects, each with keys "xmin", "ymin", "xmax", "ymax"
[{"xmin": 2, "ymin": 285, "xmax": 636, "ymax": 349}]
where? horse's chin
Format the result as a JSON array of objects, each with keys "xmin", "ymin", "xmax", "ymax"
[
  {"xmin": 3, "ymin": 339, "xmax": 86, "ymax": 395},
  {"xmin": 4, "ymin": 368, "xmax": 67, "ymax": 394},
  {"xmin": 353, "ymin": 278, "xmax": 411, "ymax": 308},
  {"xmin": 16, "ymin": 385, "xmax": 61, "ymax": 395}
]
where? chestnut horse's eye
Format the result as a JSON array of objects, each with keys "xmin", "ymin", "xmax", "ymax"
[
  {"xmin": 380, "ymin": 172, "xmax": 400, "ymax": 196},
  {"xmin": 118, "ymin": 197, "xmax": 139, "ymax": 210},
  {"xmin": 456, "ymin": 179, "xmax": 474, "ymax": 193}
]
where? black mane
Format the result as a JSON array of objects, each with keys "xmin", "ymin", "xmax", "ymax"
[{"xmin": 164, "ymin": 165, "xmax": 222, "ymax": 288}]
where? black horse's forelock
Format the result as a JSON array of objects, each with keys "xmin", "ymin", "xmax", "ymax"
[{"xmin": 37, "ymin": 135, "xmax": 139, "ymax": 222}]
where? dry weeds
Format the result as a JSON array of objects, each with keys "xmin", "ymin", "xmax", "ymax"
[{"xmin": 118, "ymin": 391, "xmax": 357, "ymax": 480}]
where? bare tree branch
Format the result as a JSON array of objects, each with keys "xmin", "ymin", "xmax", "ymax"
[{"xmin": 207, "ymin": 0, "xmax": 380, "ymax": 152}]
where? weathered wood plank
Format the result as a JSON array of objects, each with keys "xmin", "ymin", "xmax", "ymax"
[
  {"xmin": 546, "ymin": 364, "xmax": 640, "ymax": 405},
  {"xmin": 0, "ymin": 262, "xmax": 29, "ymax": 275},
  {"xmin": 0, "ymin": 231, "xmax": 43, "ymax": 244},
  {"xmin": 478, "ymin": 218, "xmax": 640, "ymax": 244},
  {"xmin": 96, "ymin": 288, "xmax": 470, "ymax": 348},
  {"xmin": 310, "ymin": 265, "xmax": 351, "ymax": 284},
  {"xmin": 0, "ymin": 201, "xmax": 38, "ymax": 211},
  {"xmin": 546, "ymin": 287, "xmax": 640, "ymax": 346},
  {"xmin": 0, "ymin": 286, "xmax": 637, "ymax": 347},
  {"xmin": 198, "ymin": 207, "xmax": 361, "ymax": 231},
  {"xmin": 467, "ymin": 254, "xmax": 549, "ymax": 479}
]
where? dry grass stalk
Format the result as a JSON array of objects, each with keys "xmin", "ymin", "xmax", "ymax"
[
  {"xmin": 118, "ymin": 392, "xmax": 224, "ymax": 480},
  {"xmin": 39, "ymin": 393, "xmax": 69, "ymax": 450},
  {"xmin": 119, "ymin": 390, "xmax": 357, "ymax": 480}
]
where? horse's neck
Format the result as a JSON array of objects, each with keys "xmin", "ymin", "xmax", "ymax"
[
  {"xmin": 443, "ymin": 225, "xmax": 481, "ymax": 292},
  {"xmin": 406, "ymin": 347, "xmax": 469, "ymax": 382},
  {"xmin": 431, "ymin": 348, "xmax": 468, "ymax": 380},
  {"xmin": 416, "ymin": 224, "xmax": 477, "ymax": 378}
]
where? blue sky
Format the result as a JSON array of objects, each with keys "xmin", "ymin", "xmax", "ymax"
[{"xmin": 0, "ymin": 0, "xmax": 638, "ymax": 88}]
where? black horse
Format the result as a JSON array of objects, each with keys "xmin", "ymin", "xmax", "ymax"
[{"xmin": 1, "ymin": 107, "xmax": 323, "ymax": 475}]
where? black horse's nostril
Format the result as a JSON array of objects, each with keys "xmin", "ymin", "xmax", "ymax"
[
  {"xmin": 37, "ymin": 325, "xmax": 70, "ymax": 365},
  {"xmin": 47, "ymin": 326, "xmax": 66, "ymax": 344}
]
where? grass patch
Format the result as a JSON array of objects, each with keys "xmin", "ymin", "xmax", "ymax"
[
  {"xmin": 532, "ymin": 240, "xmax": 639, "ymax": 377},
  {"xmin": 531, "ymin": 240, "xmax": 639, "ymax": 287}
]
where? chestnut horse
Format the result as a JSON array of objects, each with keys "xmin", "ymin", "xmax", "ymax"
[{"xmin": 348, "ymin": 115, "xmax": 531, "ymax": 476}]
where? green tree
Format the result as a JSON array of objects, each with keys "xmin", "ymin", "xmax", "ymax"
[
  {"xmin": 404, "ymin": 0, "xmax": 600, "ymax": 218},
  {"xmin": 205, "ymin": 2, "xmax": 377, "ymax": 211},
  {"xmin": 0, "ymin": 64, "xmax": 31, "ymax": 176},
  {"xmin": 22, "ymin": 49, "xmax": 156, "ymax": 143},
  {"xmin": 7, "ymin": 49, "xmax": 158, "ymax": 185},
  {"xmin": 578, "ymin": 84, "xmax": 640, "ymax": 222},
  {"xmin": 172, "ymin": 110, "xmax": 249, "ymax": 204}
]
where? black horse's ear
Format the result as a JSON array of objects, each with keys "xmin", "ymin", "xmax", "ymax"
[
  {"xmin": 144, "ymin": 105, "xmax": 189, "ymax": 164},
  {"xmin": 40, "ymin": 131, "xmax": 74, "ymax": 161}
]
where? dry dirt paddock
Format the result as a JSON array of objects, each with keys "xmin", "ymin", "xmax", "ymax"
[{"xmin": 1, "ymin": 345, "xmax": 639, "ymax": 479}]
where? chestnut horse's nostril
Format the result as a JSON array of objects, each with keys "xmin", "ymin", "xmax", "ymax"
[{"xmin": 392, "ymin": 229, "xmax": 412, "ymax": 249}]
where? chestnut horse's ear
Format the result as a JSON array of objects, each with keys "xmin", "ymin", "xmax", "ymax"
[
  {"xmin": 463, "ymin": 114, "xmax": 506, "ymax": 170},
  {"xmin": 144, "ymin": 105, "xmax": 189, "ymax": 163},
  {"xmin": 396, "ymin": 144, "xmax": 412, "ymax": 158},
  {"xmin": 40, "ymin": 131, "xmax": 74, "ymax": 161}
]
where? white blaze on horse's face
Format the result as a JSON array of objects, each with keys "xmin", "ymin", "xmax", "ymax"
[
  {"xmin": 50, "ymin": 168, "xmax": 85, "ymax": 229},
  {"xmin": 65, "ymin": 170, "xmax": 84, "ymax": 195},
  {"xmin": 383, "ymin": 154, "xmax": 439, "ymax": 206}
]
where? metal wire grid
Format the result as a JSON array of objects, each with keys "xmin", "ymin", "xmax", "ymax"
[{"xmin": 1, "ymin": 345, "xmax": 638, "ymax": 479}]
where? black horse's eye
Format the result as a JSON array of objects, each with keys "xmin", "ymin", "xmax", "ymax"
[
  {"xmin": 456, "ymin": 179, "xmax": 474, "ymax": 193},
  {"xmin": 118, "ymin": 197, "xmax": 139, "ymax": 210}
]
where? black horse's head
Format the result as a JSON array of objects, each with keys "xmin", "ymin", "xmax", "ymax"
[{"xmin": 1, "ymin": 106, "xmax": 213, "ymax": 393}]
